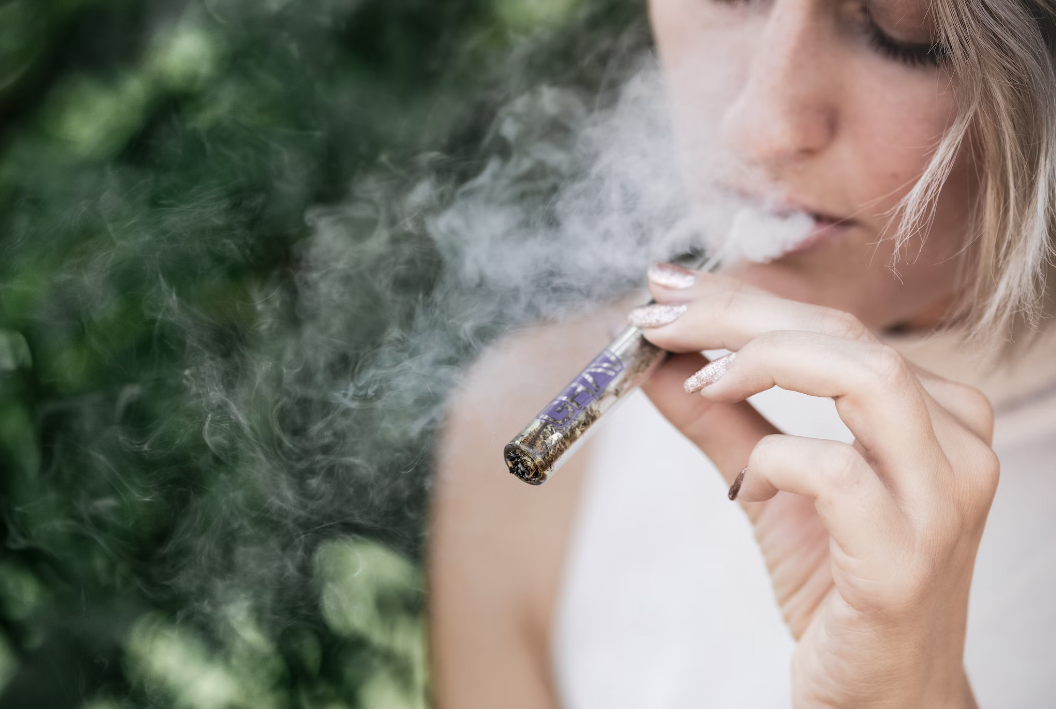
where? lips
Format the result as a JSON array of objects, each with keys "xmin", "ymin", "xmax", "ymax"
[
  {"xmin": 715, "ymin": 184, "xmax": 856, "ymax": 261},
  {"xmin": 787, "ymin": 211, "xmax": 857, "ymax": 256},
  {"xmin": 724, "ymin": 207, "xmax": 815, "ymax": 263}
]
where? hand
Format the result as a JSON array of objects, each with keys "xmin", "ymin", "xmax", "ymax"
[{"xmin": 631, "ymin": 267, "xmax": 996, "ymax": 709}]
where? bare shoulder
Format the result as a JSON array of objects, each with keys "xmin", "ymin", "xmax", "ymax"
[{"xmin": 428, "ymin": 303, "xmax": 625, "ymax": 709}]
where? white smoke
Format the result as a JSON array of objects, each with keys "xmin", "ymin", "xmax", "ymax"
[
  {"xmin": 308, "ymin": 55, "xmax": 819, "ymax": 440},
  {"xmin": 715, "ymin": 207, "xmax": 815, "ymax": 264},
  {"xmin": 165, "ymin": 48, "xmax": 820, "ymax": 629}
]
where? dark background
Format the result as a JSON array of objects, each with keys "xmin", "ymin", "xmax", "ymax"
[{"xmin": 0, "ymin": 0, "xmax": 645, "ymax": 706}]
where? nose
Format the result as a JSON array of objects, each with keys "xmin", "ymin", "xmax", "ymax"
[{"xmin": 722, "ymin": 0, "xmax": 838, "ymax": 171}]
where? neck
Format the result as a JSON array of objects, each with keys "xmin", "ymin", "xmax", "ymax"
[{"xmin": 887, "ymin": 295, "xmax": 958, "ymax": 334}]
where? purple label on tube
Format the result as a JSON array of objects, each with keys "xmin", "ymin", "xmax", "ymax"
[{"xmin": 537, "ymin": 351, "xmax": 624, "ymax": 429}]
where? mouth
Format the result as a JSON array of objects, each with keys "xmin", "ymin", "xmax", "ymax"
[
  {"xmin": 713, "ymin": 186, "xmax": 856, "ymax": 263},
  {"xmin": 785, "ymin": 211, "xmax": 854, "ymax": 255}
]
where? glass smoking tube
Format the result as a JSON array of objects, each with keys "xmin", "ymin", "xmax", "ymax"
[
  {"xmin": 503, "ymin": 324, "xmax": 668, "ymax": 485},
  {"xmin": 505, "ymin": 213, "xmax": 795, "ymax": 484}
]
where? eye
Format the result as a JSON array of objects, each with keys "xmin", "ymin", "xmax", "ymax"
[{"xmin": 861, "ymin": 3, "xmax": 947, "ymax": 68}]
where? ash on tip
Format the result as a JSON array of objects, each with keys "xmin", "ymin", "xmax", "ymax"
[
  {"xmin": 647, "ymin": 262, "xmax": 698, "ymax": 289},
  {"xmin": 627, "ymin": 303, "xmax": 688, "ymax": 329},
  {"xmin": 684, "ymin": 352, "xmax": 737, "ymax": 393}
]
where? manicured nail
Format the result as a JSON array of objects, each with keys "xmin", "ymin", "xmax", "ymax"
[
  {"xmin": 683, "ymin": 352, "xmax": 737, "ymax": 393},
  {"xmin": 728, "ymin": 467, "xmax": 747, "ymax": 501},
  {"xmin": 627, "ymin": 303, "xmax": 688, "ymax": 329},
  {"xmin": 648, "ymin": 262, "xmax": 697, "ymax": 289}
]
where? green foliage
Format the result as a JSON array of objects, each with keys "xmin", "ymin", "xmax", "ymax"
[{"xmin": 0, "ymin": 0, "xmax": 644, "ymax": 706}]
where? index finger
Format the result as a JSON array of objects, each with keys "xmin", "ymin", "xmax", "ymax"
[{"xmin": 637, "ymin": 269, "xmax": 879, "ymax": 353}]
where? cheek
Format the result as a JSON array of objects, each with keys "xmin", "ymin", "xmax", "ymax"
[
  {"xmin": 651, "ymin": 0, "xmax": 756, "ymax": 188},
  {"xmin": 842, "ymin": 67, "xmax": 974, "ymax": 268},
  {"xmin": 654, "ymin": 2, "xmax": 747, "ymax": 109},
  {"xmin": 842, "ymin": 67, "xmax": 960, "ymax": 221}
]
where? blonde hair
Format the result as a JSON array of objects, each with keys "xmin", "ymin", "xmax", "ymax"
[{"xmin": 895, "ymin": 0, "xmax": 1056, "ymax": 349}]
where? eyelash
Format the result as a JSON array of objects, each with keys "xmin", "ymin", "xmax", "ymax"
[
  {"xmin": 862, "ymin": 6, "xmax": 946, "ymax": 68},
  {"xmin": 710, "ymin": 0, "xmax": 947, "ymax": 69}
]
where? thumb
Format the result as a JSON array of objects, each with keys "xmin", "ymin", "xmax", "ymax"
[{"xmin": 641, "ymin": 352, "xmax": 780, "ymax": 487}]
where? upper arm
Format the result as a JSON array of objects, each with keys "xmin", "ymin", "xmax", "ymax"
[{"xmin": 427, "ymin": 311, "xmax": 618, "ymax": 709}]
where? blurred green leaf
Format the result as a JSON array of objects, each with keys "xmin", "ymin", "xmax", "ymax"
[
  {"xmin": 0, "ymin": 332, "xmax": 31, "ymax": 372},
  {"xmin": 0, "ymin": 0, "xmax": 643, "ymax": 706},
  {"xmin": 494, "ymin": 0, "xmax": 583, "ymax": 30}
]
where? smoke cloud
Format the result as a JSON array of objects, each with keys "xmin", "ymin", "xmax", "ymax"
[{"xmin": 1, "ymin": 6, "xmax": 816, "ymax": 702}]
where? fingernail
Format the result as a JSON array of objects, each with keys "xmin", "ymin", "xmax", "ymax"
[
  {"xmin": 648, "ymin": 262, "xmax": 697, "ymax": 289},
  {"xmin": 728, "ymin": 467, "xmax": 747, "ymax": 501},
  {"xmin": 683, "ymin": 352, "xmax": 737, "ymax": 394},
  {"xmin": 627, "ymin": 303, "xmax": 688, "ymax": 329}
]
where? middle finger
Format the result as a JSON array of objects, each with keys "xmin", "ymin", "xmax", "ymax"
[
  {"xmin": 691, "ymin": 330, "xmax": 944, "ymax": 502},
  {"xmin": 635, "ymin": 268, "xmax": 879, "ymax": 352}
]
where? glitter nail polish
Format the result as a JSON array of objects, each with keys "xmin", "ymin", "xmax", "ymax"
[
  {"xmin": 728, "ymin": 467, "xmax": 747, "ymax": 501},
  {"xmin": 647, "ymin": 262, "xmax": 698, "ymax": 289},
  {"xmin": 683, "ymin": 352, "xmax": 737, "ymax": 393},
  {"xmin": 626, "ymin": 303, "xmax": 688, "ymax": 329}
]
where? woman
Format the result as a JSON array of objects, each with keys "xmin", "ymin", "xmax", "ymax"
[{"xmin": 430, "ymin": 0, "xmax": 1056, "ymax": 706}]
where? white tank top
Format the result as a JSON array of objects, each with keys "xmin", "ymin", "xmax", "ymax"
[{"xmin": 553, "ymin": 332, "xmax": 1056, "ymax": 709}]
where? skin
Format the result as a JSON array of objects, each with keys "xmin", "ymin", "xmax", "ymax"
[
  {"xmin": 654, "ymin": 0, "xmax": 976, "ymax": 324},
  {"xmin": 633, "ymin": 275, "xmax": 994, "ymax": 708},
  {"xmin": 431, "ymin": 0, "xmax": 997, "ymax": 706}
]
